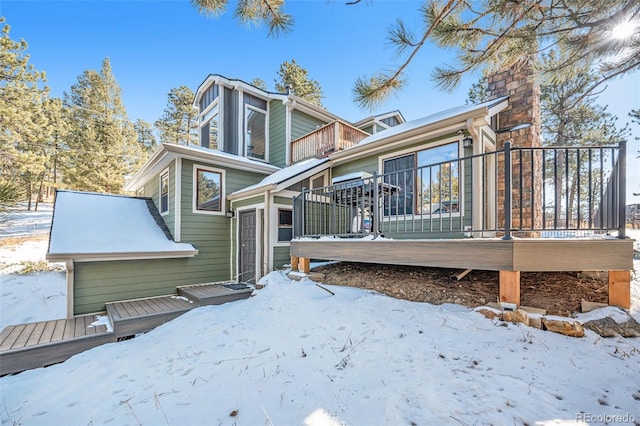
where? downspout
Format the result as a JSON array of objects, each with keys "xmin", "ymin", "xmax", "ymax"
[
  {"xmin": 467, "ymin": 118, "xmax": 483, "ymax": 236},
  {"xmin": 174, "ymin": 158, "xmax": 182, "ymax": 242},
  {"xmin": 263, "ymin": 191, "xmax": 271, "ymax": 279},
  {"xmin": 66, "ymin": 259, "xmax": 74, "ymax": 319}
]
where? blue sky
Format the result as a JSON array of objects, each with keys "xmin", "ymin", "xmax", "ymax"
[{"xmin": 3, "ymin": 0, "xmax": 639, "ymax": 197}]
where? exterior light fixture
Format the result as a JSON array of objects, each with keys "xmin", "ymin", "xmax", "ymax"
[
  {"xmin": 462, "ymin": 136, "xmax": 473, "ymax": 148},
  {"xmin": 225, "ymin": 209, "xmax": 235, "ymax": 218}
]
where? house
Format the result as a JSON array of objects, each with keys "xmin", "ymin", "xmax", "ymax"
[
  {"xmin": 47, "ymin": 75, "xmax": 398, "ymax": 316},
  {"xmin": 48, "ymin": 67, "xmax": 633, "ymax": 318}
]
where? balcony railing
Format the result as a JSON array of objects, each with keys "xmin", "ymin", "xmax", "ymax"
[
  {"xmin": 291, "ymin": 120, "xmax": 370, "ymax": 163},
  {"xmin": 293, "ymin": 142, "xmax": 627, "ymax": 240}
]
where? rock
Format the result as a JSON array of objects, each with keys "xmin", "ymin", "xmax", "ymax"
[
  {"xmin": 542, "ymin": 318, "xmax": 585, "ymax": 337},
  {"xmin": 477, "ymin": 308, "xmax": 500, "ymax": 320},
  {"xmin": 583, "ymin": 316, "xmax": 640, "ymax": 338},
  {"xmin": 529, "ymin": 316, "xmax": 543, "ymax": 329},
  {"xmin": 503, "ymin": 310, "xmax": 530, "ymax": 326},
  {"xmin": 581, "ymin": 300, "xmax": 608, "ymax": 313}
]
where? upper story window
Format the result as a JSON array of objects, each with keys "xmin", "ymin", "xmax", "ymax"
[
  {"xmin": 160, "ymin": 169, "xmax": 169, "ymax": 216},
  {"xmin": 245, "ymin": 105, "xmax": 267, "ymax": 161},
  {"xmin": 199, "ymin": 84, "xmax": 219, "ymax": 113},
  {"xmin": 200, "ymin": 102, "xmax": 219, "ymax": 149},
  {"xmin": 382, "ymin": 142, "xmax": 460, "ymax": 216},
  {"xmin": 193, "ymin": 165, "xmax": 225, "ymax": 214}
]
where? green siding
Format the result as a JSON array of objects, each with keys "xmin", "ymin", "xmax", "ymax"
[
  {"xmin": 143, "ymin": 161, "xmax": 176, "ymax": 235},
  {"xmin": 291, "ymin": 110, "xmax": 327, "ymax": 140},
  {"xmin": 273, "ymin": 196, "xmax": 292, "ymax": 206},
  {"xmin": 273, "ymin": 246, "xmax": 290, "ymax": 270},
  {"xmin": 180, "ymin": 159, "xmax": 266, "ymax": 284},
  {"xmin": 269, "ymin": 101, "xmax": 287, "ymax": 168},
  {"xmin": 359, "ymin": 124, "xmax": 374, "ymax": 135},
  {"xmin": 231, "ymin": 195, "xmax": 264, "ymax": 209},
  {"xmin": 74, "ymin": 257, "xmax": 198, "ymax": 314}
]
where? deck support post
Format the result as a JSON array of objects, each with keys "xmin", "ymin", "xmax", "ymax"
[
  {"xmin": 608, "ymin": 270, "xmax": 630, "ymax": 309},
  {"xmin": 290, "ymin": 256, "xmax": 299, "ymax": 272},
  {"xmin": 299, "ymin": 257, "xmax": 311, "ymax": 274},
  {"xmin": 499, "ymin": 270, "xmax": 520, "ymax": 306}
]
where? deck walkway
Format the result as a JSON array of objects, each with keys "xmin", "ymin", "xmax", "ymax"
[{"xmin": 0, "ymin": 282, "xmax": 253, "ymax": 375}]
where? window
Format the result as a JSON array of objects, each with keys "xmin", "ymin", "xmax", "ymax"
[
  {"xmin": 194, "ymin": 166, "xmax": 224, "ymax": 213},
  {"xmin": 245, "ymin": 105, "xmax": 266, "ymax": 160},
  {"xmin": 278, "ymin": 209, "xmax": 293, "ymax": 242},
  {"xmin": 383, "ymin": 142, "xmax": 460, "ymax": 216},
  {"xmin": 160, "ymin": 170, "xmax": 169, "ymax": 215},
  {"xmin": 200, "ymin": 103, "xmax": 219, "ymax": 149}
]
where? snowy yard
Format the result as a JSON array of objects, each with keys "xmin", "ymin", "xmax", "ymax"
[{"xmin": 0, "ymin": 208, "xmax": 639, "ymax": 425}]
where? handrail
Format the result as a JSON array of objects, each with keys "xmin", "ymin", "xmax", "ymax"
[
  {"xmin": 292, "ymin": 143, "xmax": 626, "ymax": 240},
  {"xmin": 291, "ymin": 120, "xmax": 369, "ymax": 163}
]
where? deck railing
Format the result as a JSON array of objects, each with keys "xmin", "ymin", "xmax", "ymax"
[
  {"xmin": 291, "ymin": 120, "xmax": 370, "ymax": 163},
  {"xmin": 293, "ymin": 142, "xmax": 627, "ymax": 240}
]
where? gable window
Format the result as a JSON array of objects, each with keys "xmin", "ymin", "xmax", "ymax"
[
  {"xmin": 278, "ymin": 209, "xmax": 293, "ymax": 242},
  {"xmin": 383, "ymin": 142, "xmax": 460, "ymax": 216},
  {"xmin": 160, "ymin": 170, "xmax": 169, "ymax": 216},
  {"xmin": 200, "ymin": 102, "xmax": 219, "ymax": 149},
  {"xmin": 245, "ymin": 105, "xmax": 267, "ymax": 161},
  {"xmin": 193, "ymin": 165, "xmax": 225, "ymax": 214}
]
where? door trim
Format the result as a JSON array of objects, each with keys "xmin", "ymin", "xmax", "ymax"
[{"xmin": 235, "ymin": 204, "xmax": 263, "ymax": 283}]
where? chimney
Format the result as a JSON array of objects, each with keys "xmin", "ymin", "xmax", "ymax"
[{"xmin": 487, "ymin": 58, "xmax": 543, "ymax": 233}]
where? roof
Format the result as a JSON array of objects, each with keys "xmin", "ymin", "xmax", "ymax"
[
  {"xmin": 228, "ymin": 157, "xmax": 330, "ymax": 200},
  {"xmin": 330, "ymin": 97, "xmax": 509, "ymax": 163},
  {"xmin": 47, "ymin": 191, "xmax": 198, "ymax": 262},
  {"xmin": 124, "ymin": 143, "xmax": 280, "ymax": 192},
  {"xmin": 352, "ymin": 110, "xmax": 406, "ymax": 128}
]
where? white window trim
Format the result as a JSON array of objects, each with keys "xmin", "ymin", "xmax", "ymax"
[
  {"xmin": 273, "ymin": 205, "xmax": 293, "ymax": 246},
  {"xmin": 192, "ymin": 164, "xmax": 226, "ymax": 215},
  {"xmin": 200, "ymin": 99, "xmax": 221, "ymax": 150},
  {"xmin": 377, "ymin": 136, "xmax": 464, "ymax": 219},
  {"xmin": 244, "ymin": 104, "xmax": 269, "ymax": 162},
  {"xmin": 159, "ymin": 168, "xmax": 170, "ymax": 217},
  {"xmin": 310, "ymin": 171, "xmax": 329, "ymax": 189}
]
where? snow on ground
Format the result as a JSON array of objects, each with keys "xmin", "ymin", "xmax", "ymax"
[
  {"xmin": 1, "ymin": 272, "xmax": 639, "ymax": 426},
  {"xmin": 0, "ymin": 210, "xmax": 638, "ymax": 425},
  {"xmin": 0, "ymin": 203, "xmax": 53, "ymax": 239}
]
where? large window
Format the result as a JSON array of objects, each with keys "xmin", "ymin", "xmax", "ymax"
[
  {"xmin": 245, "ymin": 105, "xmax": 266, "ymax": 160},
  {"xmin": 278, "ymin": 209, "xmax": 293, "ymax": 242},
  {"xmin": 194, "ymin": 166, "xmax": 224, "ymax": 213},
  {"xmin": 160, "ymin": 170, "xmax": 169, "ymax": 215},
  {"xmin": 200, "ymin": 103, "xmax": 219, "ymax": 149},
  {"xmin": 383, "ymin": 142, "xmax": 460, "ymax": 216}
]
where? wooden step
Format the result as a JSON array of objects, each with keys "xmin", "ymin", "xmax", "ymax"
[
  {"xmin": 106, "ymin": 295, "xmax": 195, "ymax": 339},
  {"xmin": 177, "ymin": 281, "xmax": 253, "ymax": 306}
]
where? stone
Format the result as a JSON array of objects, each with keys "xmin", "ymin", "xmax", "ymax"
[
  {"xmin": 476, "ymin": 308, "xmax": 500, "ymax": 320},
  {"xmin": 503, "ymin": 310, "xmax": 530, "ymax": 326},
  {"xmin": 542, "ymin": 318, "xmax": 585, "ymax": 338},
  {"xmin": 581, "ymin": 300, "xmax": 608, "ymax": 313},
  {"xmin": 529, "ymin": 316, "xmax": 543, "ymax": 329}
]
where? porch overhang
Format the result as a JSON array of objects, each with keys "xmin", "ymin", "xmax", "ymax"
[{"xmin": 290, "ymin": 238, "xmax": 633, "ymax": 272}]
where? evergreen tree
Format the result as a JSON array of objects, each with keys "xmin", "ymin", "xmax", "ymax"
[
  {"xmin": 155, "ymin": 86, "xmax": 198, "ymax": 146},
  {"xmin": 191, "ymin": 1, "xmax": 639, "ymax": 109},
  {"xmin": 0, "ymin": 18, "xmax": 50, "ymax": 210},
  {"xmin": 61, "ymin": 58, "xmax": 142, "ymax": 194},
  {"xmin": 134, "ymin": 119, "xmax": 158, "ymax": 155},
  {"xmin": 250, "ymin": 78, "xmax": 267, "ymax": 91},
  {"xmin": 275, "ymin": 59, "xmax": 324, "ymax": 107}
]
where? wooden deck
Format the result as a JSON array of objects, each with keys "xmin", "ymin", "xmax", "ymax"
[
  {"xmin": 0, "ymin": 314, "xmax": 115, "ymax": 376},
  {"xmin": 1, "ymin": 282, "xmax": 254, "ymax": 375}
]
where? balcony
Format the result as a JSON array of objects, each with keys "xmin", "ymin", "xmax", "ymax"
[{"xmin": 291, "ymin": 120, "xmax": 369, "ymax": 163}]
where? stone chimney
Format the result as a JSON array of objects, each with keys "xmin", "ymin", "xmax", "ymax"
[{"xmin": 487, "ymin": 58, "xmax": 543, "ymax": 233}]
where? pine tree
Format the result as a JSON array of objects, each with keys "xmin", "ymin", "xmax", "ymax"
[
  {"xmin": 275, "ymin": 59, "xmax": 324, "ymax": 107},
  {"xmin": 250, "ymin": 78, "xmax": 267, "ymax": 91},
  {"xmin": 191, "ymin": 0, "xmax": 293, "ymax": 37},
  {"xmin": 60, "ymin": 58, "xmax": 142, "ymax": 194},
  {"xmin": 0, "ymin": 18, "xmax": 50, "ymax": 210},
  {"xmin": 134, "ymin": 119, "xmax": 158, "ymax": 155},
  {"xmin": 155, "ymin": 86, "xmax": 198, "ymax": 146}
]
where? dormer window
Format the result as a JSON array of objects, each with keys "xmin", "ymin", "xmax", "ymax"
[
  {"xmin": 245, "ymin": 105, "xmax": 267, "ymax": 161},
  {"xmin": 200, "ymin": 102, "xmax": 219, "ymax": 149}
]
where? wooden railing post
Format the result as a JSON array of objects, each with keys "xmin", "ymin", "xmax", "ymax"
[{"xmin": 503, "ymin": 141, "xmax": 513, "ymax": 240}]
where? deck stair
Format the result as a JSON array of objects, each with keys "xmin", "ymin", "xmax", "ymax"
[
  {"xmin": 106, "ymin": 282, "xmax": 253, "ymax": 338},
  {"xmin": 0, "ymin": 314, "xmax": 115, "ymax": 376},
  {"xmin": 1, "ymin": 281, "xmax": 253, "ymax": 375}
]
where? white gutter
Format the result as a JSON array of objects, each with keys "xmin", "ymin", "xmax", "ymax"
[{"xmin": 46, "ymin": 249, "xmax": 199, "ymax": 263}]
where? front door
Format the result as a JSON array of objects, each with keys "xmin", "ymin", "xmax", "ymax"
[{"xmin": 239, "ymin": 210, "xmax": 257, "ymax": 284}]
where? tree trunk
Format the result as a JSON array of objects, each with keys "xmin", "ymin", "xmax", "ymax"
[{"xmin": 35, "ymin": 170, "xmax": 46, "ymax": 212}]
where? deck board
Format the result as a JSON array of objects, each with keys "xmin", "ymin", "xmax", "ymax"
[
  {"xmin": 51, "ymin": 320, "xmax": 66, "ymax": 342},
  {"xmin": 38, "ymin": 321, "xmax": 57, "ymax": 344},
  {"xmin": 0, "ymin": 325, "xmax": 25, "ymax": 351},
  {"xmin": 25, "ymin": 322, "xmax": 47, "ymax": 348},
  {"xmin": 11, "ymin": 323, "xmax": 36, "ymax": 350}
]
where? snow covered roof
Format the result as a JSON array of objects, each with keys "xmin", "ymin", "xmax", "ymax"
[
  {"xmin": 355, "ymin": 97, "xmax": 509, "ymax": 148},
  {"xmin": 47, "ymin": 191, "xmax": 198, "ymax": 262},
  {"xmin": 228, "ymin": 157, "xmax": 330, "ymax": 200}
]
